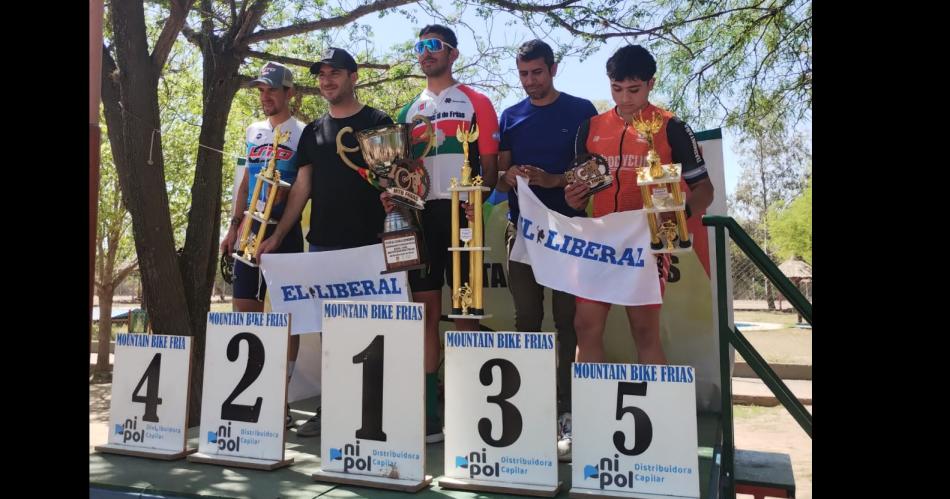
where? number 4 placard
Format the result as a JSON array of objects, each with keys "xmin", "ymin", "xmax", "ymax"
[
  {"xmin": 187, "ymin": 312, "xmax": 293, "ymax": 470},
  {"xmin": 570, "ymin": 363, "xmax": 699, "ymax": 499},
  {"xmin": 313, "ymin": 300, "xmax": 431, "ymax": 492},
  {"xmin": 95, "ymin": 334, "xmax": 194, "ymax": 460}
]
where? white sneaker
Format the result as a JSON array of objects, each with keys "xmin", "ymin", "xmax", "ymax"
[{"xmin": 557, "ymin": 412, "xmax": 572, "ymax": 462}]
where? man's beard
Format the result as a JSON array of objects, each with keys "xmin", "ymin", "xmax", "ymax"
[
  {"xmin": 421, "ymin": 60, "xmax": 448, "ymax": 78},
  {"xmin": 323, "ymin": 88, "xmax": 352, "ymax": 106}
]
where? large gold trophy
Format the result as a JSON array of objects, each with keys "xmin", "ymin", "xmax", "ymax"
[
  {"xmin": 335, "ymin": 116, "xmax": 435, "ymax": 273},
  {"xmin": 232, "ymin": 126, "xmax": 292, "ymax": 267},
  {"xmin": 633, "ymin": 111, "xmax": 692, "ymax": 253},
  {"xmin": 447, "ymin": 123, "xmax": 491, "ymax": 318}
]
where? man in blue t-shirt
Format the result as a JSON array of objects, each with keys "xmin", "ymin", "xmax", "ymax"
[{"xmin": 495, "ymin": 39, "xmax": 598, "ymax": 462}]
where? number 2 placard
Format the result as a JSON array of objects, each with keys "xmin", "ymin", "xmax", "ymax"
[{"xmin": 189, "ymin": 312, "xmax": 292, "ymax": 470}]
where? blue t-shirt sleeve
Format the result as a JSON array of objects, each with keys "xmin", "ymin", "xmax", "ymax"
[
  {"xmin": 498, "ymin": 110, "xmax": 511, "ymax": 151},
  {"xmin": 582, "ymin": 99, "xmax": 598, "ymax": 120}
]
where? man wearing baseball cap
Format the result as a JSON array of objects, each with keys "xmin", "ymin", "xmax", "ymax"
[
  {"xmin": 271, "ymin": 47, "xmax": 395, "ymax": 437},
  {"xmin": 221, "ymin": 61, "xmax": 308, "ymax": 429}
]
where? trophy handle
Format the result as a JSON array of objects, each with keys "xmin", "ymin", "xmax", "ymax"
[
  {"xmin": 335, "ymin": 126, "xmax": 363, "ymax": 173},
  {"xmin": 412, "ymin": 114, "xmax": 435, "ymax": 159}
]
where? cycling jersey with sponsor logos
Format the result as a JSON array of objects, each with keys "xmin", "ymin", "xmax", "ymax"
[
  {"xmin": 578, "ymin": 104, "xmax": 707, "ymax": 218},
  {"xmin": 245, "ymin": 117, "xmax": 306, "ymax": 219},
  {"xmin": 398, "ymin": 83, "xmax": 500, "ymax": 200}
]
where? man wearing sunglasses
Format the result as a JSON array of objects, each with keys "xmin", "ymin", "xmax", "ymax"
[{"xmin": 381, "ymin": 24, "xmax": 500, "ymax": 444}]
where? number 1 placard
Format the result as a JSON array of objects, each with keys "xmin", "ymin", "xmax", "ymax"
[
  {"xmin": 313, "ymin": 300, "xmax": 430, "ymax": 492},
  {"xmin": 188, "ymin": 312, "xmax": 292, "ymax": 470}
]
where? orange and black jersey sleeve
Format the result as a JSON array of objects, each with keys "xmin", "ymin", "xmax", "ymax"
[{"xmin": 666, "ymin": 116, "xmax": 708, "ymax": 186}]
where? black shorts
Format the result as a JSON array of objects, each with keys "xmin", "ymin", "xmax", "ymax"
[
  {"xmin": 232, "ymin": 220, "xmax": 303, "ymax": 301},
  {"xmin": 407, "ymin": 199, "xmax": 471, "ymax": 293}
]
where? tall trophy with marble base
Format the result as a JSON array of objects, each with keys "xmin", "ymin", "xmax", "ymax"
[
  {"xmin": 447, "ymin": 123, "xmax": 491, "ymax": 319},
  {"xmin": 633, "ymin": 112, "xmax": 693, "ymax": 254},
  {"xmin": 232, "ymin": 126, "xmax": 292, "ymax": 267}
]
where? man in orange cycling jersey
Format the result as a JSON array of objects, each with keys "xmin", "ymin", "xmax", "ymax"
[{"xmin": 564, "ymin": 45, "xmax": 714, "ymax": 365}]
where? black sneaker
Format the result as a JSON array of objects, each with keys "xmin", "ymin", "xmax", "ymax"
[
  {"xmin": 285, "ymin": 404, "xmax": 294, "ymax": 429},
  {"xmin": 425, "ymin": 416, "xmax": 444, "ymax": 443},
  {"xmin": 296, "ymin": 407, "xmax": 321, "ymax": 437}
]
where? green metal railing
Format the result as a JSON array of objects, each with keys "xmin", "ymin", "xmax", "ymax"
[{"xmin": 703, "ymin": 215, "xmax": 812, "ymax": 498}]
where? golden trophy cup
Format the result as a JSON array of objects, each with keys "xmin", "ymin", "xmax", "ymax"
[
  {"xmin": 447, "ymin": 123, "xmax": 491, "ymax": 319},
  {"xmin": 232, "ymin": 126, "xmax": 292, "ymax": 267},
  {"xmin": 632, "ymin": 111, "xmax": 692, "ymax": 253},
  {"xmin": 335, "ymin": 116, "xmax": 435, "ymax": 273}
]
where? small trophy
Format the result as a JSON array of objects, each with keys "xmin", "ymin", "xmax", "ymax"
[
  {"xmin": 447, "ymin": 123, "xmax": 491, "ymax": 319},
  {"xmin": 565, "ymin": 153, "xmax": 612, "ymax": 194},
  {"xmin": 632, "ymin": 110, "xmax": 692, "ymax": 253},
  {"xmin": 232, "ymin": 126, "xmax": 292, "ymax": 267},
  {"xmin": 336, "ymin": 115, "xmax": 435, "ymax": 273}
]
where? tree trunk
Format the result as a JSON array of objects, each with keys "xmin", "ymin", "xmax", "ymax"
[
  {"xmin": 104, "ymin": 0, "xmax": 194, "ymax": 338},
  {"xmin": 96, "ymin": 286, "xmax": 115, "ymax": 372},
  {"xmin": 179, "ymin": 39, "xmax": 244, "ymax": 425}
]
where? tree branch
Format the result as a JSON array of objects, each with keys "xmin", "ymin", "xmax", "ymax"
[
  {"xmin": 151, "ymin": 0, "xmax": 197, "ymax": 76},
  {"xmin": 237, "ymin": 73, "xmax": 424, "ymax": 95},
  {"xmin": 181, "ymin": 24, "xmax": 203, "ymax": 46},
  {"xmin": 356, "ymin": 74, "xmax": 426, "ymax": 89},
  {"xmin": 245, "ymin": 0, "xmax": 417, "ymax": 44},
  {"xmin": 482, "ymin": 0, "xmax": 579, "ymax": 12},
  {"xmin": 233, "ymin": 0, "xmax": 269, "ymax": 43},
  {"xmin": 543, "ymin": 1, "xmax": 786, "ymax": 42},
  {"xmin": 245, "ymin": 50, "xmax": 393, "ymax": 70},
  {"xmin": 112, "ymin": 261, "xmax": 140, "ymax": 289}
]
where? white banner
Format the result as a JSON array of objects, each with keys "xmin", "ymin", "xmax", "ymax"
[
  {"xmin": 509, "ymin": 176, "xmax": 661, "ymax": 306},
  {"xmin": 260, "ymin": 244, "xmax": 410, "ymax": 334}
]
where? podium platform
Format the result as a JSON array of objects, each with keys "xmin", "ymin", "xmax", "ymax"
[{"xmin": 90, "ymin": 397, "xmax": 723, "ymax": 499}]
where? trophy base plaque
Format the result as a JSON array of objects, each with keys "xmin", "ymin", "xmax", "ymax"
[{"xmin": 380, "ymin": 228, "xmax": 427, "ymax": 274}]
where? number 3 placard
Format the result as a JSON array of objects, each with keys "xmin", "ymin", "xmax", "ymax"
[
  {"xmin": 188, "ymin": 312, "xmax": 292, "ymax": 470},
  {"xmin": 570, "ymin": 362, "xmax": 699, "ymax": 499},
  {"xmin": 313, "ymin": 300, "xmax": 430, "ymax": 492},
  {"xmin": 441, "ymin": 331, "xmax": 560, "ymax": 496}
]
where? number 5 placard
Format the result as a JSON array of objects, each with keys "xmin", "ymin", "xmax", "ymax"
[
  {"xmin": 313, "ymin": 300, "xmax": 430, "ymax": 492},
  {"xmin": 188, "ymin": 312, "xmax": 292, "ymax": 470},
  {"xmin": 570, "ymin": 363, "xmax": 699, "ymax": 499}
]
